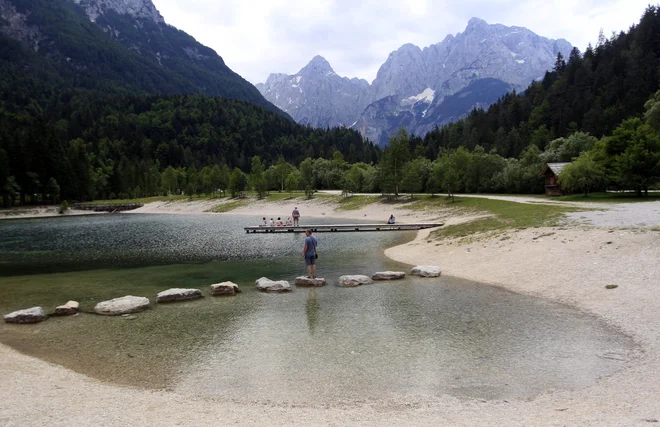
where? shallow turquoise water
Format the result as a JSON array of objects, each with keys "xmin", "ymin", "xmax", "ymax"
[{"xmin": 0, "ymin": 214, "xmax": 634, "ymax": 404}]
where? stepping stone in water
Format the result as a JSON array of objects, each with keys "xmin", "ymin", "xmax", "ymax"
[
  {"xmin": 338, "ymin": 275, "xmax": 374, "ymax": 287},
  {"xmin": 255, "ymin": 277, "xmax": 292, "ymax": 293},
  {"xmin": 3, "ymin": 307, "xmax": 45, "ymax": 324},
  {"xmin": 94, "ymin": 296, "xmax": 150, "ymax": 315},
  {"xmin": 372, "ymin": 271, "xmax": 406, "ymax": 281},
  {"xmin": 210, "ymin": 281, "xmax": 240, "ymax": 296},
  {"xmin": 410, "ymin": 265, "xmax": 442, "ymax": 277},
  {"xmin": 156, "ymin": 288, "xmax": 202, "ymax": 303},
  {"xmin": 295, "ymin": 277, "xmax": 327, "ymax": 287},
  {"xmin": 54, "ymin": 301, "xmax": 79, "ymax": 316}
]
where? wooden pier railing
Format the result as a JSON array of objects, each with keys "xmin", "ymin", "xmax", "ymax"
[{"xmin": 244, "ymin": 223, "xmax": 443, "ymax": 234}]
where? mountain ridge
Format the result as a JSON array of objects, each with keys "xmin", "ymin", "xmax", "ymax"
[
  {"xmin": 0, "ymin": 0, "xmax": 284, "ymax": 115},
  {"xmin": 258, "ymin": 18, "xmax": 572, "ymax": 144}
]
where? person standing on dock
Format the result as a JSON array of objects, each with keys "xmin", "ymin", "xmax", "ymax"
[
  {"xmin": 292, "ymin": 207, "xmax": 301, "ymax": 226},
  {"xmin": 303, "ymin": 229, "xmax": 317, "ymax": 279}
]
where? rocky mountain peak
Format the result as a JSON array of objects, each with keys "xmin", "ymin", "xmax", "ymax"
[
  {"xmin": 72, "ymin": 0, "xmax": 164, "ymax": 24},
  {"xmin": 466, "ymin": 17, "xmax": 488, "ymax": 30},
  {"xmin": 300, "ymin": 55, "xmax": 335, "ymax": 77}
]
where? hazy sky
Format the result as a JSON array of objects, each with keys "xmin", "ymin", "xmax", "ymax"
[{"xmin": 153, "ymin": 0, "xmax": 652, "ymax": 84}]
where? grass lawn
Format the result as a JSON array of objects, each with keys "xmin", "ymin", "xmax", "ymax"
[
  {"xmin": 336, "ymin": 195, "xmax": 383, "ymax": 210},
  {"xmin": 89, "ymin": 194, "xmax": 227, "ymax": 205},
  {"xmin": 209, "ymin": 199, "xmax": 250, "ymax": 213},
  {"xmin": 406, "ymin": 196, "xmax": 584, "ymax": 240}
]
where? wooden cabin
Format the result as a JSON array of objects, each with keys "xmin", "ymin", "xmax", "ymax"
[{"xmin": 539, "ymin": 162, "xmax": 570, "ymax": 196}]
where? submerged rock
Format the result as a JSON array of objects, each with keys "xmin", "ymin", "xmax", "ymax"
[
  {"xmin": 338, "ymin": 275, "xmax": 374, "ymax": 287},
  {"xmin": 54, "ymin": 301, "xmax": 79, "ymax": 316},
  {"xmin": 295, "ymin": 277, "xmax": 327, "ymax": 287},
  {"xmin": 156, "ymin": 288, "xmax": 202, "ymax": 303},
  {"xmin": 255, "ymin": 277, "xmax": 291, "ymax": 293},
  {"xmin": 411, "ymin": 265, "xmax": 442, "ymax": 277},
  {"xmin": 94, "ymin": 296, "xmax": 150, "ymax": 315},
  {"xmin": 210, "ymin": 281, "xmax": 240, "ymax": 296},
  {"xmin": 3, "ymin": 307, "xmax": 45, "ymax": 324},
  {"xmin": 372, "ymin": 271, "xmax": 406, "ymax": 281}
]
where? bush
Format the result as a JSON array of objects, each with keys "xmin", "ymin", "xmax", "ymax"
[{"xmin": 58, "ymin": 200, "xmax": 69, "ymax": 214}]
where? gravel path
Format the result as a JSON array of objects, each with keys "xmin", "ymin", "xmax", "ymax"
[{"xmin": 567, "ymin": 200, "xmax": 660, "ymax": 227}]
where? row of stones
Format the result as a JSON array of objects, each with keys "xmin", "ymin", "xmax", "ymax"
[
  {"xmin": 2, "ymin": 281, "xmax": 241, "ymax": 324},
  {"xmin": 3, "ymin": 265, "xmax": 440, "ymax": 323},
  {"xmin": 259, "ymin": 265, "xmax": 442, "ymax": 292}
]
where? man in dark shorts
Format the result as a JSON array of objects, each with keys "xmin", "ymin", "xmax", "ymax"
[
  {"xmin": 302, "ymin": 229, "xmax": 317, "ymax": 278},
  {"xmin": 292, "ymin": 207, "xmax": 300, "ymax": 226}
]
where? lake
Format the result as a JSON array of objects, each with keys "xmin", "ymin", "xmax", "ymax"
[{"xmin": 0, "ymin": 213, "xmax": 634, "ymax": 404}]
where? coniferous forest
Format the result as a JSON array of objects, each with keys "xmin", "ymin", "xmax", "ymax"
[{"xmin": 2, "ymin": 6, "xmax": 660, "ymax": 206}]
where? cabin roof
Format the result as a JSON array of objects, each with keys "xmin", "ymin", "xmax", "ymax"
[{"xmin": 540, "ymin": 162, "xmax": 571, "ymax": 177}]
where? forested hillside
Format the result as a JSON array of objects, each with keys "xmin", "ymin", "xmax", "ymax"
[
  {"xmin": 0, "ymin": 0, "xmax": 279, "ymax": 112},
  {"xmin": 1, "ymin": 6, "xmax": 660, "ymax": 206},
  {"xmin": 417, "ymin": 6, "xmax": 660, "ymax": 159}
]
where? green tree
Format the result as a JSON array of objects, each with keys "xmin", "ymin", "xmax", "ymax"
[
  {"xmin": 186, "ymin": 166, "xmax": 199, "ymax": 195},
  {"xmin": 299, "ymin": 158, "xmax": 314, "ymax": 189},
  {"xmin": 607, "ymin": 117, "xmax": 660, "ymax": 195},
  {"xmin": 162, "ymin": 166, "xmax": 179, "ymax": 195},
  {"xmin": 379, "ymin": 128, "xmax": 411, "ymax": 196},
  {"xmin": 229, "ymin": 168, "xmax": 248, "ymax": 197},
  {"xmin": 46, "ymin": 177, "xmax": 60, "ymax": 204},
  {"xmin": 2, "ymin": 176, "xmax": 21, "ymax": 207},
  {"xmin": 250, "ymin": 156, "xmax": 267, "ymax": 198},
  {"xmin": 285, "ymin": 170, "xmax": 301, "ymax": 196},
  {"xmin": 274, "ymin": 157, "xmax": 295, "ymax": 192},
  {"xmin": 401, "ymin": 157, "xmax": 431, "ymax": 198},
  {"xmin": 558, "ymin": 151, "xmax": 606, "ymax": 196}
]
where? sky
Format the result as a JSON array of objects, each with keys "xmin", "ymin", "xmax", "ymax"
[{"xmin": 153, "ymin": 0, "xmax": 653, "ymax": 85}]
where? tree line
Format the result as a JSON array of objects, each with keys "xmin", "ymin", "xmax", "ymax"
[{"xmin": 2, "ymin": 6, "xmax": 660, "ymax": 206}]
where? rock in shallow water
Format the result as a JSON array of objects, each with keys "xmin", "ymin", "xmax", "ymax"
[
  {"xmin": 295, "ymin": 277, "xmax": 327, "ymax": 287},
  {"xmin": 338, "ymin": 275, "xmax": 374, "ymax": 287},
  {"xmin": 156, "ymin": 288, "xmax": 202, "ymax": 303},
  {"xmin": 3, "ymin": 307, "xmax": 45, "ymax": 324},
  {"xmin": 255, "ymin": 277, "xmax": 291, "ymax": 293},
  {"xmin": 411, "ymin": 265, "xmax": 442, "ymax": 277},
  {"xmin": 210, "ymin": 281, "xmax": 240, "ymax": 296},
  {"xmin": 94, "ymin": 296, "xmax": 150, "ymax": 315},
  {"xmin": 54, "ymin": 301, "xmax": 79, "ymax": 316},
  {"xmin": 372, "ymin": 271, "xmax": 406, "ymax": 281}
]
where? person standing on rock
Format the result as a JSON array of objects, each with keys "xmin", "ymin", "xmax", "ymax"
[
  {"xmin": 292, "ymin": 206, "xmax": 301, "ymax": 226},
  {"xmin": 303, "ymin": 229, "xmax": 317, "ymax": 279}
]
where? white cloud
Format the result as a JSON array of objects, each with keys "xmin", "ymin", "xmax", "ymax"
[{"xmin": 152, "ymin": 0, "xmax": 652, "ymax": 84}]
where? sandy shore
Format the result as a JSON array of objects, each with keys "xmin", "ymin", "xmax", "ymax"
[
  {"xmin": 2, "ymin": 199, "xmax": 660, "ymax": 425},
  {"xmin": 0, "ymin": 206, "xmax": 100, "ymax": 220}
]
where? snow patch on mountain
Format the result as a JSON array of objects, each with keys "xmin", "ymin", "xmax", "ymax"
[{"xmin": 403, "ymin": 88, "xmax": 435, "ymax": 105}]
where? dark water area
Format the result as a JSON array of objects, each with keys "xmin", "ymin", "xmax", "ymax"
[{"xmin": 0, "ymin": 214, "xmax": 634, "ymax": 404}]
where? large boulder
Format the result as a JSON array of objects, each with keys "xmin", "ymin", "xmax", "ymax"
[
  {"xmin": 338, "ymin": 275, "xmax": 374, "ymax": 287},
  {"xmin": 255, "ymin": 277, "xmax": 292, "ymax": 293},
  {"xmin": 372, "ymin": 271, "xmax": 406, "ymax": 281},
  {"xmin": 94, "ymin": 296, "xmax": 150, "ymax": 315},
  {"xmin": 156, "ymin": 288, "xmax": 202, "ymax": 303},
  {"xmin": 210, "ymin": 281, "xmax": 240, "ymax": 296},
  {"xmin": 411, "ymin": 265, "xmax": 442, "ymax": 277},
  {"xmin": 295, "ymin": 277, "xmax": 327, "ymax": 287},
  {"xmin": 54, "ymin": 301, "xmax": 79, "ymax": 316},
  {"xmin": 4, "ymin": 307, "xmax": 45, "ymax": 324}
]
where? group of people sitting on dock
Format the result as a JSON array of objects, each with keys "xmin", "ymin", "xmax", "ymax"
[
  {"xmin": 260, "ymin": 207, "xmax": 301, "ymax": 228},
  {"xmin": 262, "ymin": 217, "xmax": 293, "ymax": 227}
]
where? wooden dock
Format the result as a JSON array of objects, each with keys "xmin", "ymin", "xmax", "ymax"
[
  {"xmin": 72, "ymin": 203, "xmax": 144, "ymax": 212},
  {"xmin": 244, "ymin": 223, "xmax": 443, "ymax": 234}
]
